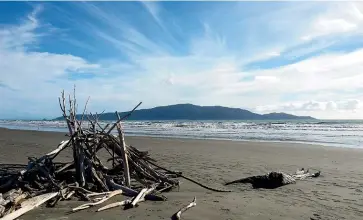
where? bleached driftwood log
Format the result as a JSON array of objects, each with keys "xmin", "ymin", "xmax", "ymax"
[
  {"xmin": 96, "ymin": 199, "xmax": 134, "ymax": 212},
  {"xmin": 171, "ymin": 197, "xmax": 197, "ymax": 220},
  {"xmin": 115, "ymin": 112, "xmax": 131, "ymax": 187},
  {"xmin": 72, "ymin": 190, "xmax": 123, "ymax": 212},
  {"xmin": 124, "ymin": 188, "xmax": 147, "ymax": 209}
]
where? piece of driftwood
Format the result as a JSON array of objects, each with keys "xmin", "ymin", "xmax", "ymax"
[
  {"xmin": 1, "ymin": 192, "xmax": 58, "ymax": 220},
  {"xmin": 124, "ymin": 188, "xmax": 147, "ymax": 209},
  {"xmin": 115, "ymin": 113, "xmax": 131, "ymax": 188},
  {"xmin": 96, "ymin": 199, "xmax": 134, "ymax": 212},
  {"xmin": 171, "ymin": 197, "xmax": 197, "ymax": 220},
  {"xmin": 0, "ymin": 205, "xmax": 4, "ymax": 218},
  {"xmin": 292, "ymin": 168, "xmax": 321, "ymax": 180},
  {"xmin": 106, "ymin": 178, "xmax": 166, "ymax": 201},
  {"xmin": 97, "ymin": 185, "xmax": 156, "ymax": 212},
  {"xmin": 225, "ymin": 169, "xmax": 321, "ymax": 189},
  {"xmin": 72, "ymin": 190, "xmax": 123, "ymax": 212}
]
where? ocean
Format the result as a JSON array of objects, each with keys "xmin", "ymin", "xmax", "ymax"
[{"xmin": 0, "ymin": 119, "xmax": 362, "ymax": 148}]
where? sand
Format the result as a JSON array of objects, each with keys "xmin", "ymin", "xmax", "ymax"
[{"xmin": 1, "ymin": 128, "xmax": 363, "ymax": 220}]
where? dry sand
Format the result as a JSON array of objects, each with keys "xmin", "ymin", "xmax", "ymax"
[{"xmin": 1, "ymin": 128, "xmax": 363, "ymax": 220}]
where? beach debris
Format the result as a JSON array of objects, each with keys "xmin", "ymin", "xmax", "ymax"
[
  {"xmin": 224, "ymin": 168, "xmax": 321, "ymax": 189},
  {"xmin": 171, "ymin": 196, "xmax": 197, "ymax": 220},
  {"xmin": 0, "ymin": 89, "xmax": 179, "ymax": 219},
  {"xmin": 0, "ymin": 88, "xmax": 229, "ymax": 219},
  {"xmin": 72, "ymin": 189, "xmax": 123, "ymax": 212},
  {"xmin": 96, "ymin": 198, "xmax": 133, "ymax": 212},
  {"xmin": 0, "ymin": 192, "xmax": 58, "ymax": 220}
]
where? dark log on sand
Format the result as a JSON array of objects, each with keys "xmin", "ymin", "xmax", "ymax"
[{"xmin": 225, "ymin": 169, "xmax": 321, "ymax": 189}]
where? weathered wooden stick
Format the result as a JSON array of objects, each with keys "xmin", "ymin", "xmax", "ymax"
[
  {"xmin": 74, "ymin": 141, "xmax": 85, "ymax": 187},
  {"xmin": 115, "ymin": 114, "xmax": 131, "ymax": 188},
  {"xmin": 86, "ymin": 191, "xmax": 115, "ymax": 198},
  {"xmin": 157, "ymin": 184, "xmax": 173, "ymax": 193},
  {"xmin": 90, "ymin": 167, "xmax": 109, "ymax": 192},
  {"xmin": 124, "ymin": 188, "xmax": 147, "ymax": 209},
  {"xmin": 79, "ymin": 96, "xmax": 90, "ymax": 127},
  {"xmin": 47, "ymin": 140, "xmax": 70, "ymax": 157},
  {"xmin": 3, "ymin": 193, "xmax": 29, "ymax": 215},
  {"xmin": 58, "ymin": 90, "xmax": 74, "ymax": 135},
  {"xmin": 106, "ymin": 178, "xmax": 138, "ymax": 197},
  {"xmin": 55, "ymin": 162, "xmax": 74, "ymax": 174},
  {"xmin": 106, "ymin": 178, "xmax": 166, "ymax": 201},
  {"xmin": 96, "ymin": 199, "xmax": 134, "ymax": 212},
  {"xmin": 171, "ymin": 197, "xmax": 197, "ymax": 220},
  {"xmin": 97, "ymin": 186, "xmax": 156, "ymax": 212},
  {"xmin": 72, "ymin": 85, "xmax": 78, "ymax": 132},
  {"xmin": 0, "ymin": 205, "xmax": 5, "ymax": 218},
  {"xmin": 72, "ymin": 190, "xmax": 123, "ymax": 212},
  {"xmin": 136, "ymin": 159, "xmax": 174, "ymax": 184},
  {"xmin": 65, "ymin": 191, "xmax": 75, "ymax": 200},
  {"xmin": 128, "ymin": 158, "xmax": 157, "ymax": 181},
  {"xmin": 106, "ymin": 102, "xmax": 142, "ymax": 135}
]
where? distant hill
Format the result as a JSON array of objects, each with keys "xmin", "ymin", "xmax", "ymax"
[{"xmin": 53, "ymin": 104, "xmax": 315, "ymax": 121}]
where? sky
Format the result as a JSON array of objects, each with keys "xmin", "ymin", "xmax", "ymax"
[{"xmin": 1, "ymin": 1, "xmax": 363, "ymax": 120}]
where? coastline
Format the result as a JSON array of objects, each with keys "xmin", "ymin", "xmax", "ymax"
[
  {"xmin": 0, "ymin": 125, "xmax": 361, "ymax": 149},
  {"xmin": 1, "ymin": 127, "xmax": 363, "ymax": 219}
]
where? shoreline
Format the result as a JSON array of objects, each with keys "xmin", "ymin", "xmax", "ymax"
[
  {"xmin": 0, "ymin": 127, "xmax": 363, "ymax": 151},
  {"xmin": 0, "ymin": 126, "xmax": 362, "ymax": 150},
  {"xmin": 1, "ymin": 127, "xmax": 363, "ymax": 219}
]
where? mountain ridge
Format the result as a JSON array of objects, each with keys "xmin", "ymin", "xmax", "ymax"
[{"xmin": 53, "ymin": 103, "xmax": 315, "ymax": 120}]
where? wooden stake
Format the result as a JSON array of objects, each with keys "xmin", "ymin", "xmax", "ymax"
[{"xmin": 115, "ymin": 112, "xmax": 131, "ymax": 187}]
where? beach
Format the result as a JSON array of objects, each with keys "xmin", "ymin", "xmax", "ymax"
[{"xmin": 1, "ymin": 128, "xmax": 363, "ymax": 220}]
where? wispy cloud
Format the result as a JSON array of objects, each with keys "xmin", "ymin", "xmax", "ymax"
[{"xmin": 1, "ymin": 1, "xmax": 363, "ymax": 119}]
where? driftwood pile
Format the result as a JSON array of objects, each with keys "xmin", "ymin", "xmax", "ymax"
[{"xmin": 0, "ymin": 90, "xmax": 201, "ymax": 219}]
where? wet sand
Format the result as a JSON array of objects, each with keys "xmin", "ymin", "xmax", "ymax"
[{"xmin": 1, "ymin": 127, "xmax": 363, "ymax": 220}]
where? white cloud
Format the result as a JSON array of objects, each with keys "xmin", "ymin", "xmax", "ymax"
[
  {"xmin": 302, "ymin": 2, "xmax": 363, "ymax": 41},
  {"xmin": 255, "ymin": 100, "xmax": 363, "ymax": 119},
  {"xmin": 0, "ymin": 6, "xmax": 104, "ymax": 119},
  {"xmin": 0, "ymin": 5, "xmax": 42, "ymax": 51},
  {"xmin": 254, "ymin": 76, "xmax": 280, "ymax": 83}
]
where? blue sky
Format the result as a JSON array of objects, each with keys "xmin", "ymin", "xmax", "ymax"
[{"xmin": 1, "ymin": 1, "xmax": 363, "ymax": 119}]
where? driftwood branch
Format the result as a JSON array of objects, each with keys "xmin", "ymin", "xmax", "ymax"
[
  {"xmin": 171, "ymin": 197, "xmax": 197, "ymax": 220},
  {"xmin": 115, "ymin": 112, "xmax": 131, "ymax": 187},
  {"xmin": 96, "ymin": 199, "xmax": 134, "ymax": 212},
  {"xmin": 106, "ymin": 102, "xmax": 142, "ymax": 134},
  {"xmin": 72, "ymin": 190, "xmax": 123, "ymax": 212}
]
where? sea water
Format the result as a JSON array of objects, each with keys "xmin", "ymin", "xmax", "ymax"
[{"xmin": 0, "ymin": 120, "xmax": 362, "ymax": 148}]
